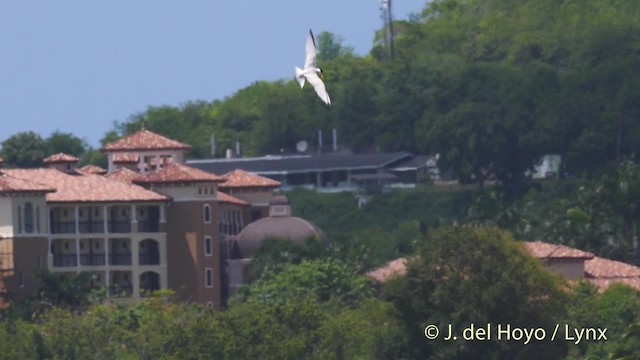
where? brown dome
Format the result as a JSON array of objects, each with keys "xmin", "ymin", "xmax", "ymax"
[{"xmin": 234, "ymin": 215, "xmax": 326, "ymax": 258}]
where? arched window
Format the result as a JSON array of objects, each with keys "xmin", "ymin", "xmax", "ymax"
[
  {"xmin": 204, "ymin": 236, "xmax": 212, "ymax": 256},
  {"xmin": 203, "ymin": 204, "xmax": 211, "ymax": 224},
  {"xmin": 24, "ymin": 202, "xmax": 34, "ymax": 233}
]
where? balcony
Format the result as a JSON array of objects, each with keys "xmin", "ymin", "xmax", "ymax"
[
  {"xmin": 51, "ymin": 222, "xmax": 75, "ymax": 234},
  {"xmin": 137, "ymin": 221, "xmax": 160, "ymax": 233},
  {"xmin": 79, "ymin": 254, "xmax": 106, "ymax": 266},
  {"xmin": 108, "ymin": 221, "xmax": 131, "ymax": 233},
  {"xmin": 53, "ymin": 255, "xmax": 77, "ymax": 267},
  {"xmin": 53, "ymin": 253, "xmax": 135, "ymax": 267},
  {"xmin": 78, "ymin": 221, "xmax": 105, "ymax": 234},
  {"xmin": 109, "ymin": 253, "xmax": 132, "ymax": 266}
]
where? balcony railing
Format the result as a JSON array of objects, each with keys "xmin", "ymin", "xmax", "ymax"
[
  {"xmin": 79, "ymin": 254, "xmax": 106, "ymax": 266},
  {"xmin": 108, "ymin": 221, "xmax": 131, "ymax": 233},
  {"xmin": 78, "ymin": 221, "xmax": 105, "ymax": 234},
  {"xmin": 139, "ymin": 253, "xmax": 160, "ymax": 265},
  {"xmin": 51, "ymin": 221, "xmax": 133, "ymax": 234},
  {"xmin": 55, "ymin": 253, "xmax": 134, "ymax": 267},
  {"xmin": 51, "ymin": 222, "xmax": 76, "ymax": 234},
  {"xmin": 138, "ymin": 221, "xmax": 160, "ymax": 233},
  {"xmin": 53, "ymin": 255, "xmax": 78, "ymax": 267},
  {"xmin": 109, "ymin": 253, "xmax": 132, "ymax": 266}
]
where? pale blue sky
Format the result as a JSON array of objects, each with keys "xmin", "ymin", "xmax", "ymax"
[{"xmin": 0, "ymin": 1, "xmax": 426, "ymax": 148}]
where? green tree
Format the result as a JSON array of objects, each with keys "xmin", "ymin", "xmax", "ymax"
[
  {"xmin": 0, "ymin": 131, "xmax": 47, "ymax": 168},
  {"xmin": 236, "ymin": 258, "xmax": 373, "ymax": 306},
  {"xmin": 45, "ymin": 131, "xmax": 87, "ymax": 158},
  {"xmin": 315, "ymin": 31, "xmax": 354, "ymax": 62},
  {"xmin": 385, "ymin": 226, "xmax": 568, "ymax": 359}
]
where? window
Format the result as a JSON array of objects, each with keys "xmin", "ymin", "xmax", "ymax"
[
  {"xmin": 204, "ymin": 236, "xmax": 212, "ymax": 256},
  {"xmin": 205, "ymin": 268, "xmax": 213, "ymax": 288},
  {"xmin": 18, "ymin": 271, "xmax": 24, "ymax": 288},
  {"xmin": 35, "ymin": 206, "xmax": 40, "ymax": 233},
  {"xmin": 203, "ymin": 204, "xmax": 211, "ymax": 223},
  {"xmin": 24, "ymin": 202, "xmax": 34, "ymax": 233},
  {"xmin": 17, "ymin": 205, "xmax": 22, "ymax": 233}
]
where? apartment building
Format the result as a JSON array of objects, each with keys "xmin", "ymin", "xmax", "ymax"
[{"xmin": 0, "ymin": 128, "xmax": 283, "ymax": 308}]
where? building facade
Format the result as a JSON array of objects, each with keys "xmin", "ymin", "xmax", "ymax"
[{"xmin": 0, "ymin": 129, "xmax": 287, "ymax": 308}]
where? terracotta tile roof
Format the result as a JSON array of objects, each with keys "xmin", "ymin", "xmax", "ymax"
[
  {"xmin": 112, "ymin": 153, "xmax": 139, "ymax": 164},
  {"xmin": 102, "ymin": 129, "xmax": 191, "ymax": 152},
  {"xmin": 78, "ymin": 164, "xmax": 107, "ymax": 175},
  {"xmin": 43, "ymin": 153, "xmax": 79, "ymax": 163},
  {"xmin": 588, "ymin": 278, "xmax": 640, "ymax": 292},
  {"xmin": 366, "ymin": 258, "xmax": 408, "ymax": 282},
  {"xmin": 134, "ymin": 163, "xmax": 225, "ymax": 185},
  {"xmin": 220, "ymin": 169, "xmax": 281, "ymax": 188},
  {"xmin": 217, "ymin": 191, "xmax": 250, "ymax": 206},
  {"xmin": 0, "ymin": 173, "xmax": 56, "ymax": 194},
  {"xmin": 523, "ymin": 241, "xmax": 594, "ymax": 260},
  {"xmin": 105, "ymin": 168, "xmax": 140, "ymax": 184},
  {"xmin": 4, "ymin": 168, "xmax": 167, "ymax": 203},
  {"xmin": 585, "ymin": 256, "xmax": 640, "ymax": 279}
]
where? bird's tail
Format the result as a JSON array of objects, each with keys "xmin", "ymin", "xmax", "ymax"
[{"xmin": 295, "ymin": 66, "xmax": 306, "ymax": 88}]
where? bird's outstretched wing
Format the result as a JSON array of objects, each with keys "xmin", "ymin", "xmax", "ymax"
[
  {"xmin": 304, "ymin": 29, "xmax": 317, "ymax": 69},
  {"xmin": 307, "ymin": 72, "xmax": 331, "ymax": 106}
]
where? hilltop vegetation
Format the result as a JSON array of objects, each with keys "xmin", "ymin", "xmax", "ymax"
[
  {"xmin": 2, "ymin": 0, "xmax": 639, "ymax": 192},
  {"xmin": 2, "ymin": 0, "xmax": 640, "ymax": 358}
]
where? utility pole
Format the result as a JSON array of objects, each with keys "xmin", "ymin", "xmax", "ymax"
[{"xmin": 381, "ymin": 0, "xmax": 395, "ymax": 59}]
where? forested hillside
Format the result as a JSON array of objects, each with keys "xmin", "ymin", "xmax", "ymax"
[{"xmin": 3, "ymin": 0, "xmax": 640, "ymax": 193}]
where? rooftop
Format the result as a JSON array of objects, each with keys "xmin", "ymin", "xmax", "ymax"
[
  {"xmin": 0, "ymin": 172, "xmax": 56, "ymax": 194},
  {"xmin": 188, "ymin": 151, "xmax": 413, "ymax": 175},
  {"xmin": 220, "ymin": 169, "xmax": 281, "ymax": 188},
  {"xmin": 4, "ymin": 168, "xmax": 168, "ymax": 203},
  {"xmin": 523, "ymin": 241, "xmax": 594, "ymax": 260},
  {"xmin": 217, "ymin": 191, "xmax": 250, "ymax": 206},
  {"xmin": 101, "ymin": 128, "xmax": 191, "ymax": 152},
  {"xmin": 133, "ymin": 163, "xmax": 225, "ymax": 185},
  {"xmin": 43, "ymin": 153, "xmax": 79, "ymax": 164},
  {"xmin": 78, "ymin": 164, "xmax": 107, "ymax": 175}
]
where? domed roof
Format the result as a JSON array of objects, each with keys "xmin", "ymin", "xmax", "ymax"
[{"xmin": 234, "ymin": 215, "xmax": 326, "ymax": 259}]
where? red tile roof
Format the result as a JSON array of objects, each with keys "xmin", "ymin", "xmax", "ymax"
[
  {"xmin": 134, "ymin": 163, "xmax": 225, "ymax": 185},
  {"xmin": 588, "ymin": 278, "xmax": 640, "ymax": 292},
  {"xmin": 0, "ymin": 173, "xmax": 56, "ymax": 194},
  {"xmin": 4, "ymin": 168, "xmax": 168, "ymax": 203},
  {"xmin": 78, "ymin": 164, "xmax": 107, "ymax": 175},
  {"xmin": 367, "ymin": 242, "xmax": 640, "ymax": 293},
  {"xmin": 220, "ymin": 169, "xmax": 281, "ymax": 188},
  {"xmin": 105, "ymin": 167, "xmax": 140, "ymax": 184},
  {"xmin": 43, "ymin": 153, "xmax": 79, "ymax": 163},
  {"xmin": 217, "ymin": 191, "xmax": 250, "ymax": 206},
  {"xmin": 523, "ymin": 241, "xmax": 594, "ymax": 260},
  {"xmin": 366, "ymin": 257, "xmax": 408, "ymax": 282},
  {"xmin": 585, "ymin": 256, "xmax": 640, "ymax": 279},
  {"xmin": 112, "ymin": 153, "xmax": 139, "ymax": 164},
  {"xmin": 102, "ymin": 129, "xmax": 191, "ymax": 152}
]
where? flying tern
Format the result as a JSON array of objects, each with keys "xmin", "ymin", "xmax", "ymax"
[{"xmin": 295, "ymin": 29, "xmax": 331, "ymax": 106}]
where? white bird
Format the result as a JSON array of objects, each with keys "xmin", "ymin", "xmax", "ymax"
[{"xmin": 295, "ymin": 29, "xmax": 331, "ymax": 106}]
